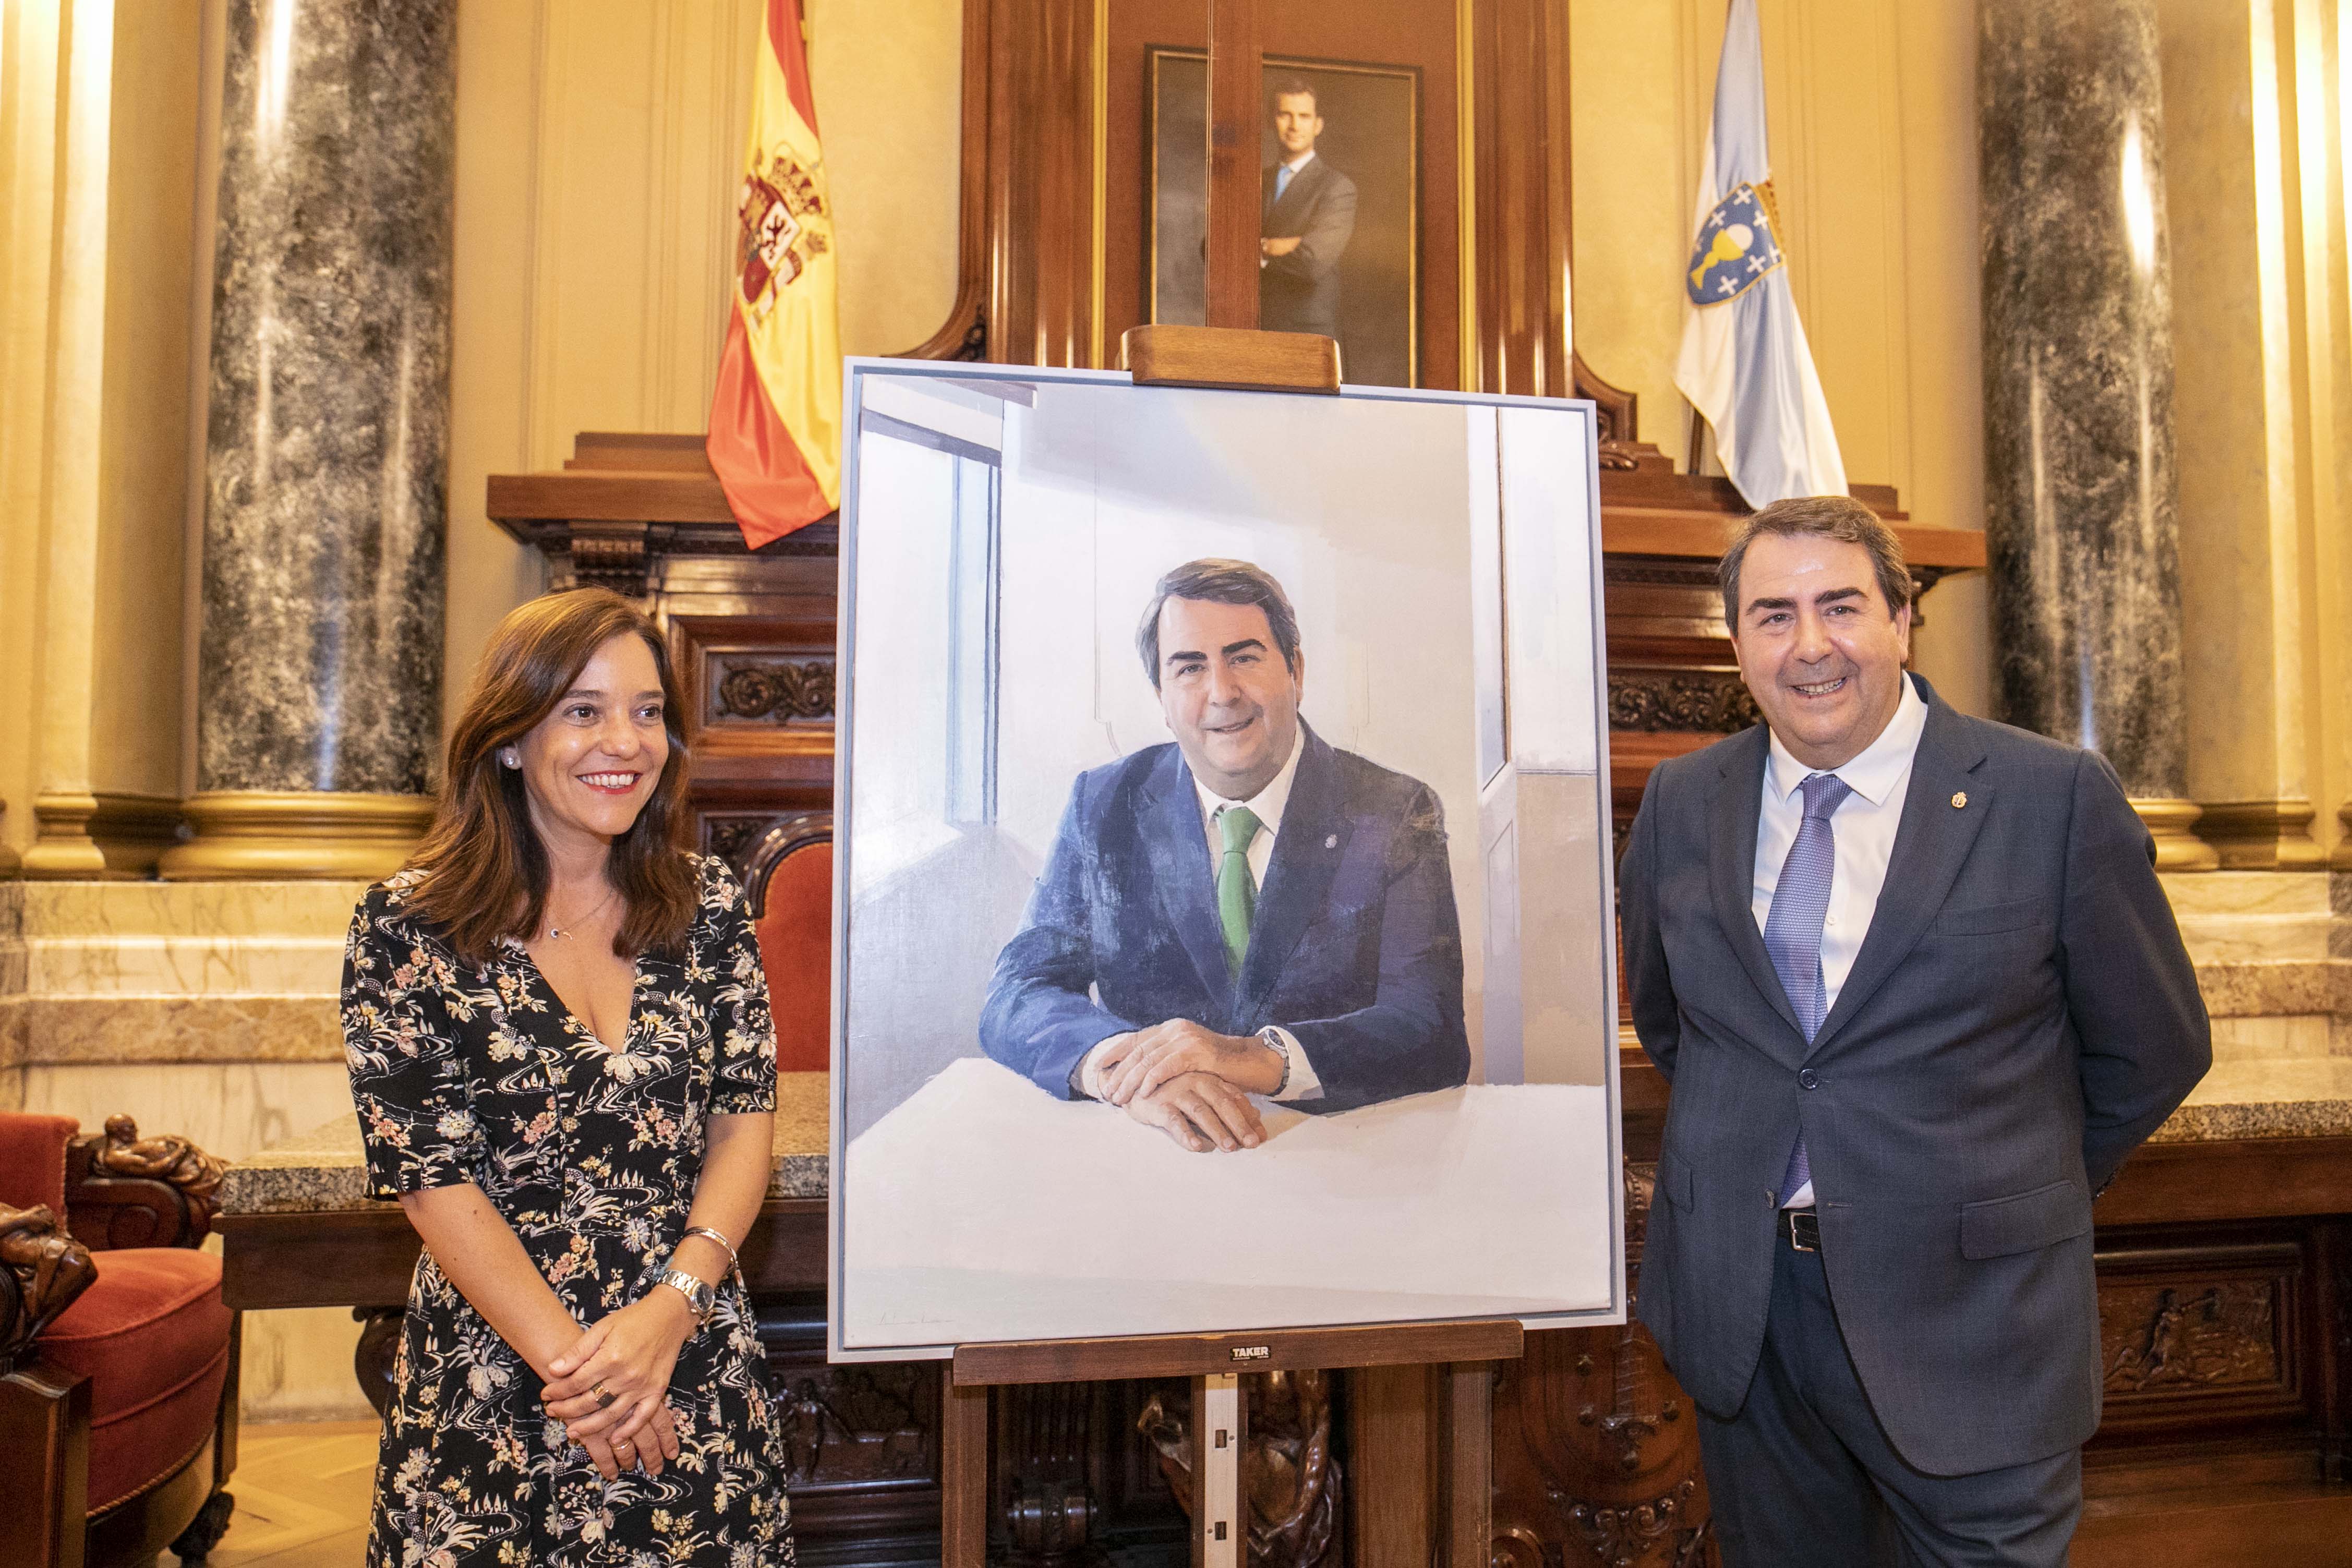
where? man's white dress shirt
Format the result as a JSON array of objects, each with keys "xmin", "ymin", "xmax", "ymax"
[
  {"xmin": 1078, "ymin": 728, "xmax": 1323, "ymax": 1102},
  {"xmin": 1751, "ymin": 674, "xmax": 1927, "ymax": 1205}
]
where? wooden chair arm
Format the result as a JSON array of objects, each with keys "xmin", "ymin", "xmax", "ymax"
[
  {"xmin": 64, "ymin": 1115, "xmax": 225, "ymax": 1251},
  {"xmin": 0, "ymin": 1201, "xmax": 97, "ymax": 1376}
]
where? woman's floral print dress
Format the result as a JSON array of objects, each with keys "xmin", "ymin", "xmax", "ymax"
[{"xmin": 343, "ymin": 855, "xmax": 794, "ymax": 1567}]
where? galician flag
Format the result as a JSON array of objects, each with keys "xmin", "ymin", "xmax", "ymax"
[
  {"xmin": 1673, "ymin": 0, "xmax": 1847, "ymax": 508},
  {"xmin": 708, "ymin": 0, "xmax": 842, "ymax": 547}
]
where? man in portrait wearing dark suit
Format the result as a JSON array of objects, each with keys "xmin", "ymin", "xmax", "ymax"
[
  {"xmin": 1259, "ymin": 78, "xmax": 1357, "ymax": 341},
  {"xmin": 980, "ymin": 558, "xmax": 1469, "ymax": 1153},
  {"xmin": 1618, "ymin": 496, "xmax": 2210, "ymax": 1566}
]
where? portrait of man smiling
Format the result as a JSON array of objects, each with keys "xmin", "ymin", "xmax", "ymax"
[{"xmin": 978, "ymin": 557, "xmax": 1473, "ymax": 1153}]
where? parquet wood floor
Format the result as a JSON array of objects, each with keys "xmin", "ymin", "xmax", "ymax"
[{"xmin": 171, "ymin": 1420, "xmax": 379, "ymax": 1567}]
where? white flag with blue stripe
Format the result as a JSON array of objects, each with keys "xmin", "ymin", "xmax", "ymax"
[{"xmin": 1673, "ymin": 0, "xmax": 1847, "ymax": 508}]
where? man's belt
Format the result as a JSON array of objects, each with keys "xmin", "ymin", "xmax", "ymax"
[{"xmin": 1778, "ymin": 1206, "xmax": 1820, "ymax": 1253}]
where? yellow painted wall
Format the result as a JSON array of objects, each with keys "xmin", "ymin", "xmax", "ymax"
[
  {"xmin": 1569, "ymin": 0, "xmax": 1991, "ymax": 717},
  {"xmin": 439, "ymin": 0, "xmax": 966, "ymax": 731}
]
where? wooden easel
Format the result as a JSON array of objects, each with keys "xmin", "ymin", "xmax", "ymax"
[
  {"xmin": 941, "ymin": 1318, "xmax": 1524, "ymax": 1566},
  {"xmin": 932, "ymin": 321, "xmax": 1526, "ymax": 1566}
]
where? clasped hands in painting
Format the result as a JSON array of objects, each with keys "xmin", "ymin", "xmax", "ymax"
[{"xmin": 1084, "ymin": 1018, "xmax": 1285, "ymax": 1153}]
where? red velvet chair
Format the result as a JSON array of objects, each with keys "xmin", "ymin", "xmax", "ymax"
[
  {"xmin": 741, "ymin": 812, "xmax": 834, "ymax": 1073},
  {"xmin": 0, "ymin": 1112, "xmax": 239, "ymax": 1568}
]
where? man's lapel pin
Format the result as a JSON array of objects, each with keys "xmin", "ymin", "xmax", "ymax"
[
  {"xmin": 1951, "ymin": 791, "xmax": 1968, "ymax": 810},
  {"xmin": 1324, "ymin": 834, "xmax": 1338, "ymax": 849}
]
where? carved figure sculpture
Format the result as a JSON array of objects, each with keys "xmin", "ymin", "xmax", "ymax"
[
  {"xmin": 1136, "ymin": 1369, "xmax": 1342, "ymax": 1568},
  {"xmin": 94, "ymin": 1114, "xmax": 226, "ymax": 1210},
  {"xmin": 0, "ymin": 1201, "xmax": 98, "ymax": 1371}
]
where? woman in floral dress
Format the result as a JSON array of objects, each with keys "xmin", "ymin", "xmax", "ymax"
[{"xmin": 343, "ymin": 588, "xmax": 795, "ymax": 1565}]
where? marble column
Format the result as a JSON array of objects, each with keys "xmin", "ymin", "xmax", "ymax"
[
  {"xmin": 1979, "ymin": 0, "xmax": 2212, "ymax": 869},
  {"xmin": 162, "ymin": 0, "xmax": 455, "ymax": 880}
]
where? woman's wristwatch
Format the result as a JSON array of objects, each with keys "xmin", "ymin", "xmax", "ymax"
[{"xmin": 656, "ymin": 1268, "xmax": 716, "ymax": 1324}]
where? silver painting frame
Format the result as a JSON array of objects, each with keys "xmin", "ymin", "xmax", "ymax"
[{"xmin": 826, "ymin": 357, "xmax": 1622, "ymax": 1362}]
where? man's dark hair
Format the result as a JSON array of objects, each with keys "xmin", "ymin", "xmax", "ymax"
[
  {"xmin": 1269, "ymin": 77, "xmax": 1319, "ymax": 113},
  {"xmin": 1137, "ymin": 559, "xmax": 1302, "ymax": 691},
  {"xmin": 1717, "ymin": 494, "xmax": 1915, "ymax": 628}
]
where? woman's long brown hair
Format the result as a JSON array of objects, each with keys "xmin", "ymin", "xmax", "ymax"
[{"xmin": 404, "ymin": 588, "xmax": 696, "ymax": 966}]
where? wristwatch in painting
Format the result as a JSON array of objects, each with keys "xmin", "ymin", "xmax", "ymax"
[
  {"xmin": 1259, "ymin": 1026, "xmax": 1292, "ymax": 1096},
  {"xmin": 657, "ymin": 1268, "xmax": 716, "ymax": 1324}
]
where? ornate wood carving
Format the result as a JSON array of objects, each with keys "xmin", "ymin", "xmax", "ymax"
[
  {"xmin": 704, "ymin": 814, "xmax": 777, "ymax": 871},
  {"xmin": 1608, "ymin": 673, "xmax": 1760, "ymax": 736},
  {"xmin": 755, "ymin": 1299, "xmax": 945, "ymax": 1558},
  {"xmin": 0, "ymin": 1203, "xmax": 96, "ymax": 1375},
  {"xmin": 711, "ymin": 656, "xmax": 835, "ymax": 725},
  {"xmin": 65, "ymin": 1115, "xmax": 225, "ymax": 1251},
  {"xmin": 779, "ymin": 1364, "xmax": 935, "ymax": 1488},
  {"xmin": 1573, "ymin": 352, "xmax": 1675, "ymax": 474},
  {"xmin": 1566, "ymin": 1479, "xmax": 1708, "ymax": 1568},
  {"xmin": 2101, "ymin": 1281, "xmax": 2282, "ymax": 1395},
  {"xmin": 1492, "ymin": 1155, "xmax": 1713, "ymax": 1568},
  {"xmin": 1137, "ymin": 1370, "xmax": 1342, "ymax": 1567}
]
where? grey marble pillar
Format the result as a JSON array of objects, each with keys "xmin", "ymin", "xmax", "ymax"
[
  {"xmin": 1980, "ymin": 0, "xmax": 2192, "ymax": 826},
  {"xmin": 169, "ymin": 0, "xmax": 454, "ymax": 877}
]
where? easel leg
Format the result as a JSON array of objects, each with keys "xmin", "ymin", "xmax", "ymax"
[
  {"xmin": 1192, "ymin": 1371, "xmax": 1247, "ymax": 1568},
  {"xmin": 940, "ymin": 1379, "xmax": 989, "ymax": 1568},
  {"xmin": 1437, "ymin": 1361, "xmax": 1493, "ymax": 1568}
]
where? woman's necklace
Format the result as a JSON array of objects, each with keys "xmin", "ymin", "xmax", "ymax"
[{"xmin": 544, "ymin": 884, "xmax": 620, "ymax": 942}]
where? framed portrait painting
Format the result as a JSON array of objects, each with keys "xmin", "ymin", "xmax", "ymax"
[
  {"xmin": 1149, "ymin": 52, "xmax": 1419, "ymax": 388},
  {"xmin": 829, "ymin": 359, "xmax": 1620, "ymax": 1358}
]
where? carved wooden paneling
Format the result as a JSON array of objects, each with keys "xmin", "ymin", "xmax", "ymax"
[
  {"xmin": 1608, "ymin": 672, "xmax": 1760, "ymax": 736},
  {"xmin": 756, "ymin": 1298, "xmax": 944, "ymax": 1559},
  {"xmin": 703, "ymin": 812, "xmax": 781, "ymax": 871},
  {"xmin": 1467, "ymin": 0, "xmax": 1572, "ymax": 400},
  {"xmin": 1492, "ymin": 1160, "xmax": 1716, "ymax": 1568},
  {"xmin": 708, "ymin": 655, "xmax": 836, "ymax": 727},
  {"xmin": 673, "ymin": 614, "xmax": 837, "ymax": 756},
  {"xmin": 2090, "ymin": 1236, "xmax": 2308, "ymax": 1433}
]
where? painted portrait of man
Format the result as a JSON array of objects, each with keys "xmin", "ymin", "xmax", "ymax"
[{"xmin": 980, "ymin": 558, "xmax": 1471, "ymax": 1152}]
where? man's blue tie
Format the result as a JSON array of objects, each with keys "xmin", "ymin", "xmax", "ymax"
[
  {"xmin": 1765, "ymin": 772, "xmax": 1852, "ymax": 1205},
  {"xmin": 1276, "ymin": 163, "xmax": 1295, "ymax": 200}
]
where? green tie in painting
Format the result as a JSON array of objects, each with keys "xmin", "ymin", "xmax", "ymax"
[{"xmin": 1215, "ymin": 805, "xmax": 1262, "ymax": 975}]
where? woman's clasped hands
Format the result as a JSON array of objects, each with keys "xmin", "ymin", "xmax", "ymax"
[{"xmin": 541, "ymin": 1285, "xmax": 701, "ymax": 1480}]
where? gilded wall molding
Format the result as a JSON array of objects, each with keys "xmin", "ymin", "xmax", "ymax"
[
  {"xmin": 22, "ymin": 791, "xmax": 185, "ymax": 879},
  {"xmin": 2192, "ymin": 798, "xmax": 2327, "ymax": 872},
  {"xmin": 159, "ymin": 791, "xmax": 435, "ymax": 882}
]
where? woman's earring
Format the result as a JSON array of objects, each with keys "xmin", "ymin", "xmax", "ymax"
[{"xmin": 500, "ymin": 749, "xmax": 521, "ymax": 769}]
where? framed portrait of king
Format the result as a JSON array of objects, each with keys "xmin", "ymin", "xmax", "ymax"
[
  {"xmin": 828, "ymin": 359, "xmax": 1623, "ymax": 1359},
  {"xmin": 1148, "ymin": 52, "xmax": 1420, "ymax": 388}
]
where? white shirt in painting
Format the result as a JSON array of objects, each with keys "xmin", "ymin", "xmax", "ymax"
[{"xmin": 1751, "ymin": 672, "xmax": 1928, "ymax": 1205}]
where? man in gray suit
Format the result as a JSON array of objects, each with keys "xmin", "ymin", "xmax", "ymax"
[
  {"xmin": 1618, "ymin": 496, "xmax": 2209, "ymax": 1566},
  {"xmin": 1259, "ymin": 78, "xmax": 1356, "ymax": 340}
]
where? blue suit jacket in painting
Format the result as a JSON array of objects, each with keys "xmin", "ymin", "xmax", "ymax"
[{"xmin": 980, "ymin": 724, "xmax": 1470, "ymax": 1113}]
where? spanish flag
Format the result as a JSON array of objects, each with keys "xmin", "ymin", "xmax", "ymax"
[{"xmin": 708, "ymin": 0, "xmax": 841, "ymax": 547}]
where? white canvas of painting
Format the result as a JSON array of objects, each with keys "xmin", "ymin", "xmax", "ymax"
[{"xmin": 829, "ymin": 362, "xmax": 1624, "ymax": 1358}]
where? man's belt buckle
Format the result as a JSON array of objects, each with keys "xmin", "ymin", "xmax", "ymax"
[{"xmin": 1780, "ymin": 1207, "xmax": 1820, "ymax": 1253}]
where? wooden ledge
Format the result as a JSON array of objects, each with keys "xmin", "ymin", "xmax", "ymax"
[
  {"xmin": 1121, "ymin": 324, "xmax": 1343, "ymax": 394},
  {"xmin": 952, "ymin": 1317, "xmax": 1523, "ymax": 1386}
]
